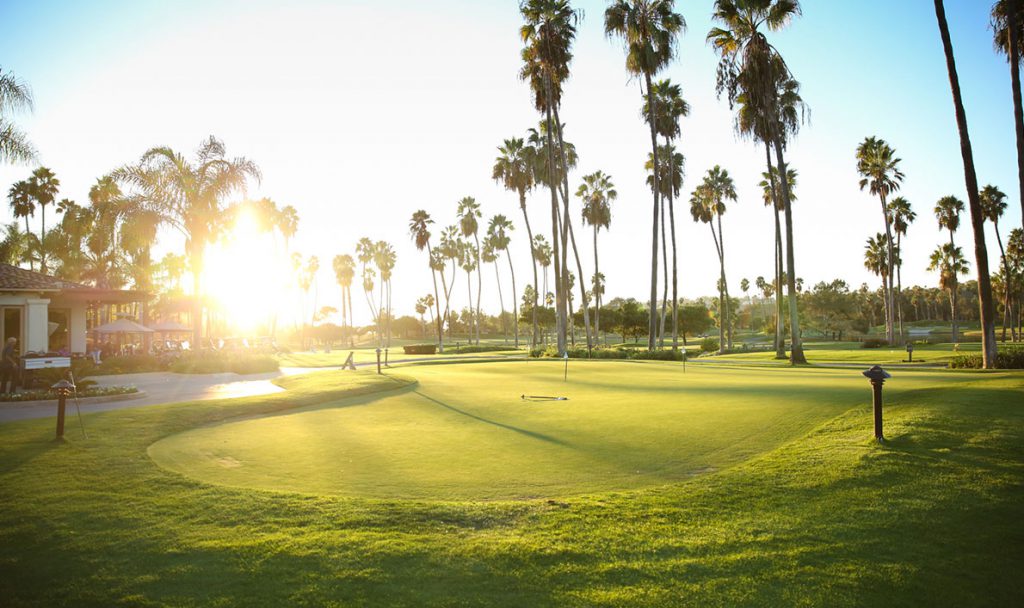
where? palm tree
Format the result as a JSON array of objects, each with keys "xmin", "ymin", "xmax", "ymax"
[
  {"xmin": 113, "ymin": 136, "xmax": 260, "ymax": 344},
  {"xmin": 456, "ymin": 197, "xmax": 483, "ymax": 344},
  {"xmin": 856, "ymin": 136, "xmax": 904, "ymax": 344},
  {"xmin": 644, "ymin": 79, "xmax": 689, "ymax": 350},
  {"xmin": 487, "ymin": 215, "xmax": 518, "ymax": 348},
  {"xmin": 374, "ymin": 241, "xmax": 396, "ymax": 348},
  {"xmin": 690, "ymin": 166, "xmax": 737, "ymax": 354},
  {"xmin": 520, "ymin": 0, "xmax": 583, "ymax": 355},
  {"xmin": 888, "ymin": 195, "xmax": 916, "ymax": 341},
  {"xmin": 493, "ymin": 136, "xmax": 541, "ymax": 348},
  {"xmin": 0, "ymin": 68, "xmax": 36, "ymax": 164},
  {"xmin": 332, "ymin": 254, "xmax": 356, "ymax": 347},
  {"xmin": 0, "ymin": 222, "xmax": 30, "ymax": 266},
  {"xmin": 605, "ymin": 0, "xmax": 686, "ymax": 350},
  {"xmin": 533, "ymin": 235, "xmax": 553, "ymax": 343},
  {"xmin": 409, "ymin": 210, "xmax": 445, "ymax": 351},
  {"xmin": 934, "ymin": 195, "xmax": 965, "ymax": 342},
  {"xmin": 928, "ymin": 243, "xmax": 970, "ymax": 344},
  {"xmin": 758, "ymin": 165, "xmax": 795, "ymax": 357},
  {"xmin": 27, "ymin": 167, "xmax": 60, "ymax": 273},
  {"xmin": 645, "ymin": 144, "xmax": 684, "ymax": 346},
  {"xmin": 935, "ymin": 195, "xmax": 964, "ymax": 249},
  {"xmin": 709, "ymin": 0, "xmax": 806, "ymax": 364},
  {"xmin": 992, "ymin": 0, "xmax": 1024, "ymax": 228},
  {"xmin": 355, "ymin": 237, "xmax": 379, "ymax": 339},
  {"xmin": 934, "ymin": 0, "xmax": 999, "ymax": 367},
  {"xmin": 980, "ymin": 185, "xmax": 1013, "ymax": 340},
  {"xmin": 864, "ymin": 234, "xmax": 891, "ymax": 334},
  {"xmin": 577, "ymin": 170, "xmax": 616, "ymax": 343},
  {"xmin": 438, "ymin": 225, "xmax": 463, "ymax": 339},
  {"xmin": 6, "ymin": 180, "xmax": 34, "ymax": 270}
]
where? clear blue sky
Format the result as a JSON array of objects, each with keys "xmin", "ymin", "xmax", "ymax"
[{"xmin": 0, "ymin": 0, "xmax": 1017, "ymax": 322}]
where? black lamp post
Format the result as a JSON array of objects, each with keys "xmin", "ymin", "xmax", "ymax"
[
  {"xmin": 862, "ymin": 365, "xmax": 891, "ymax": 442},
  {"xmin": 905, "ymin": 342, "xmax": 915, "ymax": 363},
  {"xmin": 51, "ymin": 379, "xmax": 75, "ymax": 440}
]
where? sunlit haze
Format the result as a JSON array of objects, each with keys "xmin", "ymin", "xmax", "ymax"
[{"xmin": 1, "ymin": 0, "xmax": 1018, "ymax": 327}]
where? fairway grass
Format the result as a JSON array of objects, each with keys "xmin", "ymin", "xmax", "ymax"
[
  {"xmin": 154, "ymin": 362, "xmax": 941, "ymax": 500},
  {"xmin": 699, "ymin": 340, "xmax": 986, "ymax": 365},
  {"xmin": 1, "ymin": 362, "xmax": 1022, "ymax": 606}
]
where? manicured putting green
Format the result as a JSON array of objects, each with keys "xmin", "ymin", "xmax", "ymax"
[{"xmin": 150, "ymin": 361, "xmax": 937, "ymax": 500}]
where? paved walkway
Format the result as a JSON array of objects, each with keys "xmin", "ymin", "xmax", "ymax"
[{"xmin": 0, "ymin": 354, "xmax": 523, "ymax": 423}]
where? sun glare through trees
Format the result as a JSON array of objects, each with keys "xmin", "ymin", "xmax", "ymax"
[{"xmin": 0, "ymin": 1, "xmax": 1023, "ymax": 606}]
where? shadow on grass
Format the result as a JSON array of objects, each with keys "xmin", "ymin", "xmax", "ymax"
[{"xmin": 414, "ymin": 390, "xmax": 574, "ymax": 448}]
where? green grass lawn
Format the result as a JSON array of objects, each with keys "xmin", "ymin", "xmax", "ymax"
[
  {"xmin": 1, "ymin": 361, "xmax": 1022, "ymax": 606},
  {"xmin": 699, "ymin": 340, "xmax": 988, "ymax": 365}
]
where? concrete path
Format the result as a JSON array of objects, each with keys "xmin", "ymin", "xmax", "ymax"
[{"xmin": 0, "ymin": 354, "xmax": 524, "ymax": 423}]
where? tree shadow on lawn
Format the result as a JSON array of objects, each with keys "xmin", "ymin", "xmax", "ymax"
[{"xmin": 413, "ymin": 390, "xmax": 574, "ymax": 448}]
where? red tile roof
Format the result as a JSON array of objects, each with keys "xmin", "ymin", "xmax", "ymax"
[{"xmin": 0, "ymin": 264, "xmax": 90, "ymax": 291}]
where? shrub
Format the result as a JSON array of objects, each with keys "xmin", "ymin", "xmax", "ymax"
[
  {"xmin": 0, "ymin": 385, "xmax": 137, "ymax": 402},
  {"xmin": 93, "ymin": 354, "xmax": 168, "ymax": 375},
  {"xmin": 403, "ymin": 344, "xmax": 438, "ymax": 355},
  {"xmin": 700, "ymin": 338, "xmax": 719, "ymax": 353},
  {"xmin": 528, "ymin": 346, "xmax": 684, "ymax": 361},
  {"xmin": 169, "ymin": 353, "xmax": 279, "ymax": 374},
  {"xmin": 444, "ymin": 345, "xmax": 519, "ymax": 354},
  {"xmin": 948, "ymin": 347, "xmax": 1024, "ymax": 369},
  {"xmin": 861, "ymin": 338, "xmax": 889, "ymax": 349}
]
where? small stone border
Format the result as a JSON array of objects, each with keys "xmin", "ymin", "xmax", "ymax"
[{"xmin": 0, "ymin": 390, "xmax": 147, "ymax": 410}]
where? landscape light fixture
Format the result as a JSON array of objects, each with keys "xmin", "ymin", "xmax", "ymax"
[
  {"xmin": 51, "ymin": 379, "xmax": 75, "ymax": 440},
  {"xmin": 862, "ymin": 365, "xmax": 891, "ymax": 442}
]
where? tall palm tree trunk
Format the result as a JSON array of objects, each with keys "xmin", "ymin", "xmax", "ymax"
[
  {"xmin": 493, "ymin": 259, "xmax": 506, "ymax": 343},
  {"xmin": 465, "ymin": 269, "xmax": 473, "ymax": 342},
  {"xmin": 1009, "ymin": 2, "xmax": 1024, "ymax": 230},
  {"xmin": 773, "ymin": 139, "xmax": 807, "ymax": 364},
  {"xmin": 427, "ymin": 244, "xmax": 444, "ymax": 352},
  {"xmin": 642, "ymin": 73, "xmax": 660, "ymax": 350},
  {"xmin": 668, "ymin": 172, "xmax": 679, "ymax": 351},
  {"xmin": 659, "ymin": 197, "xmax": 669, "ymax": 347},
  {"xmin": 473, "ymin": 233, "xmax": 482, "ymax": 345},
  {"xmin": 565, "ymin": 211, "xmax": 592, "ymax": 353},
  {"xmin": 877, "ymin": 193, "xmax": 896, "ymax": 344},
  {"xmin": 593, "ymin": 225, "xmax": 601, "ymax": 342},
  {"xmin": 506, "ymin": 248, "xmax": 519, "ymax": 348},
  {"xmin": 950, "ymin": 285, "xmax": 959, "ymax": 345},
  {"xmin": 764, "ymin": 144, "xmax": 786, "ymax": 358},
  {"xmin": 896, "ymin": 232, "xmax": 905, "ymax": 343},
  {"xmin": 23, "ymin": 216, "xmax": 34, "ymax": 271},
  {"xmin": 551, "ymin": 104, "xmax": 593, "ymax": 353},
  {"xmin": 519, "ymin": 194, "xmax": 539, "ymax": 347},
  {"xmin": 718, "ymin": 213, "xmax": 732, "ymax": 350},
  {"xmin": 935, "ymin": 0, "xmax": 999, "ymax": 368},
  {"xmin": 994, "ymin": 224, "xmax": 1011, "ymax": 341},
  {"xmin": 542, "ymin": 81, "xmax": 566, "ymax": 354},
  {"xmin": 709, "ymin": 224, "xmax": 725, "ymax": 355}
]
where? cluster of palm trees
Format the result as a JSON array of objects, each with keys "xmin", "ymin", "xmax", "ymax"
[{"xmin": 408, "ymin": 202, "xmax": 519, "ymax": 352}]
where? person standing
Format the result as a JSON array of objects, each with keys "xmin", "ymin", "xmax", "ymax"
[{"xmin": 1, "ymin": 337, "xmax": 19, "ymax": 394}]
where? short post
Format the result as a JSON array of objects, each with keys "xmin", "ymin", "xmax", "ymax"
[
  {"xmin": 384, "ymin": 348, "xmax": 389, "ymax": 367},
  {"xmin": 905, "ymin": 343, "xmax": 914, "ymax": 363},
  {"xmin": 375, "ymin": 348, "xmax": 382, "ymax": 375},
  {"xmin": 563, "ymin": 352, "xmax": 569, "ymax": 382},
  {"xmin": 862, "ymin": 365, "xmax": 891, "ymax": 442},
  {"xmin": 52, "ymin": 379, "xmax": 75, "ymax": 441}
]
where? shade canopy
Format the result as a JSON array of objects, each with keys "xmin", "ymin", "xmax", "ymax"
[
  {"xmin": 92, "ymin": 318, "xmax": 155, "ymax": 334},
  {"xmin": 149, "ymin": 320, "xmax": 191, "ymax": 332}
]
